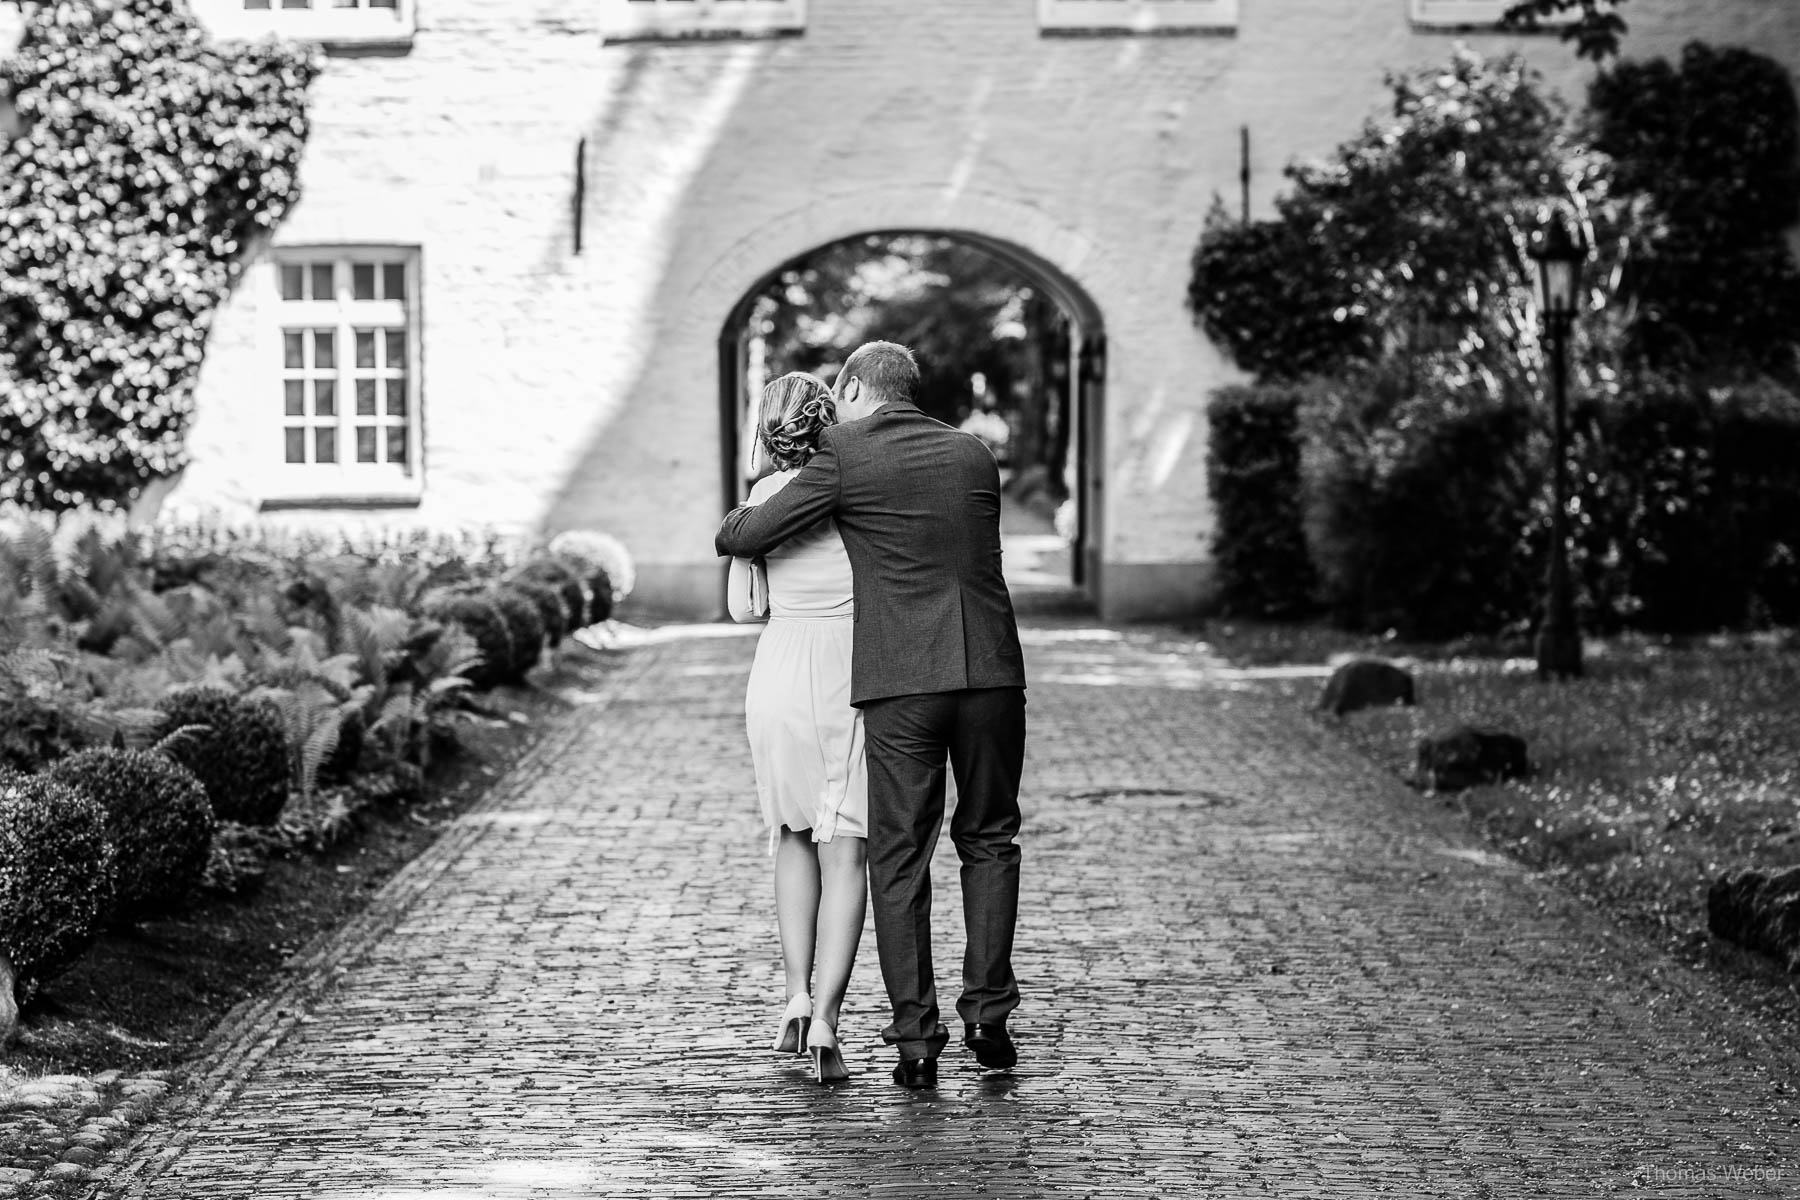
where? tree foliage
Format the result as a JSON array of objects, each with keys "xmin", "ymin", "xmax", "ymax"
[
  {"xmin": 1588, "ymin": 42, "xmax": 1800, "ymax": 376},
  {"xmin": 0, "ymin": 0, "xmax": 320, "ymax": 511},
  {"xmin": 1501, "ymin": 0, "xmax": 1629, "ymax": 63},
  {"xmin": 1189, "ymin": 47, "xmax": 1637, "ymax": 399}
]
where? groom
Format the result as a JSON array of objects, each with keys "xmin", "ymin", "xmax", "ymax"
[{"xmin": 716, "ymin": 341, "xmax": 1028, "ymax": 1090}]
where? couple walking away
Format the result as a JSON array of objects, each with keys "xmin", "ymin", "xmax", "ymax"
[{"xmin": 715, "ymin": 342, "xmax": 1028, "ymax": 1090}]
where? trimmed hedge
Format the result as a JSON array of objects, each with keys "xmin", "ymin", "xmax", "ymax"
[
  {"xmin": 1205, "ymin": 385, "xmax": 1318, "ymax": 619},
  {"xmin": 1207, "ymin": 375, "xmax": 1800, "ymax": 637},
  {"xmin": 48, "ymin": 748, "xmax": 214, "ymax": 922},
  {"xmin": 484, "ymin": 586, "xmax": 546, "ymax": 680},
  {"xmin": 0, "ymin": 771, "xmax": 115, "ymax": 1001},
  {"xmin": 421, "ymin": 590, "xmax": 514, "ymax": 691},
  {"xmin": 512, "ymin": 557, "xmax": 589, "ymax": 632},
  {"xmin": 154, "ymin": 686, "xmax": 291, "ymax": 826},
  {"xmin": 504, "ymin": 577, "xmax": 570, "ymax": 646}
]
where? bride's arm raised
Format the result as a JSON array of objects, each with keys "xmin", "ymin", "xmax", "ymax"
[{"xmin": 715, "ymin": 434, "xmax": 842, "ymax": 559}]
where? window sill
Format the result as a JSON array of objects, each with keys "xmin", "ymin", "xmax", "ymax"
[
  {"xmin": 260, "ymin": 493, "xmax": 422, "ymax": 513},
  {"xmin": 603, "ymin": 25, "xmax": 803, "ymax": 44},
  {"xmin": 1038, "ymin": 24, "xmax": 1236, "ymax": 37}
]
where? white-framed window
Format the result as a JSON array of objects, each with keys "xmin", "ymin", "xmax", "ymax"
[
  {"xmin": 606, "ymin": 0, "xmax": 807, "ymax": 43},
  {"xmin": 194, "ymin": 0, "xmax": 416, "ymax": 48},
  {"xmin": 265, "ymin": 248, "xmax": 422, "ymax": 506},
  {"xmin": 1039, "ymin": 0, "xmax": 1238, "ymax": 35},
  {"xmin": 1410, "ymin": 1, "xmax": 1553, "ymax": 30}
]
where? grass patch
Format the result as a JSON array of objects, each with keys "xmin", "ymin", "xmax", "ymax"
[{"xmin": 1206, "ymin": 620, "xmax": 1800, "ymax": 983}]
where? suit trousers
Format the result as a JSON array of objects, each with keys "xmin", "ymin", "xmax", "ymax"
[{"xmin": 861, "ymin": 686, "xmax": 1026, "ymax": 1060}]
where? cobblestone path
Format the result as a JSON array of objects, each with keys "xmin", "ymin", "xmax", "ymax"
[{"xmin": 89, "ymin": 625, "xmax": 1800, "ymax": 1198}]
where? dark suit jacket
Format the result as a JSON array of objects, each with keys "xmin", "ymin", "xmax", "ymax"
[{"xmin": 715, "ymin": 401, "xmax": 1027, "ymax": 706}]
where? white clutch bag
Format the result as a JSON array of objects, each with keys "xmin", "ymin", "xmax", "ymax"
[{"xmin": 728, "ymin": 556, "xmax": 769, "ymax": 623}]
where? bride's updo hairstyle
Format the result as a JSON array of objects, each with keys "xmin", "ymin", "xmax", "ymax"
[{"xmin": 757, "ymin": 371, "xmax": 837, "ymax": 472}]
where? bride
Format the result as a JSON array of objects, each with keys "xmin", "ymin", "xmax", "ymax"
[{"xmin": 730, "ymin": 371, "xmax": 868, "ymax": 1085}]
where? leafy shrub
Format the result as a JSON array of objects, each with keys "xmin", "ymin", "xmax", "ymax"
[
  {"xmin": 547, "ymin": 530, "xmax": 634, "ymax": 616},
  {"xmin": 1589, "ymin": 43, "xmax": 1800, "ymax": 375},
  {"xmin": 0, "ymin": 0, "xmax": 321, "ymax": 510},
  {"xmin": 154, "ymin": 685, "xmax": 290, "ymax": 826},
  {"xmin": 483, "ymin": 586, "xmax": 546, "ymax": 681},
  {"xmin": 1571, "ymin": 376, "xmax": 1800, "ymax": 631},
  {"xmin": 0, "ymin": 771, "xmax": 115, "ymax": 1001},
  {"xmin": 47, "ymin": 747, "xmax": 214, "ymax": 922},
  {"xmin": 0, "ymin": 648, "xmax": 99, "ymax": 773},
  {"xmin": 1205, "ymin": 384, "xmax": 1318, "ymax": 618},
  {"xmin": 1188, "ymin": 47, "xmax": 1631, "ymax": 397},
  {"xmin": 502, "ymin": 577, "xmax": 569, "ymax": 647},
  {"xmin": 420, "ymin": 591, "xmax": 513, "ymax": 691},
  {"xmin": 513, "ymin": 558, "xmax": 588, "ymax": 633},
  {"xmin": 1299, "ymin": 371, "xmax": 1542, "ymax": 638}
]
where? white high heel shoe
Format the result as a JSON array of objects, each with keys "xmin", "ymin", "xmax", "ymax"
[
  {"xmin": 807, "ymin": 1021, "xmax": 849, "ymax": 1084},
  {"xmin": 772, "ymin": 993, "xmax": 812, "ymax": 1054}
]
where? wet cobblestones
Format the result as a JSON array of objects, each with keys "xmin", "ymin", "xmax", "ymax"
[{"xmin": 85, "ymin": 626, "xmax": 1800, "ymax": 1198}]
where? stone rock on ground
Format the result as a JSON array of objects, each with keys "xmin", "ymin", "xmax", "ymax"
[
  {"xmin": 1709, "ymin": 866, "xmax": 1800, "ymax": 971},
  {"xmin": 1415, "ymin": 724, "xmax": 1530, "ymax": 792},
  {"xmin": 1317, "ymin": 657, "xmax": 1416, "ymax": 716}
]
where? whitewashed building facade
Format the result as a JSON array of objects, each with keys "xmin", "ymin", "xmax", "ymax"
[{"xmin": 9, "ymin": 0, "xmax": 1800, "ymax": 618}]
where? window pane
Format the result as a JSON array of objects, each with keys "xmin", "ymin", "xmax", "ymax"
[
  {"xmin": 357, "ymin": 426, "xmax": 378, "ymax": 463},
  {"xmin": 279, "ymin": 264, "xmax": 302, "ymax": 301},
  {"xmin": 315, "ymin": 427, "xmax": 337, "ymax": 464},
  {"xmin": 352, "ymin": 264, "xmax": 376, "ymax": 301},
  {"xmin": 384, "ymin": 329, "xmax": 405, "ymax": 367},
  {"xmin": 355, "ymin": 330, "xmax": 376, "ymax": 369},
  {"xmin": 284, "ymin": 380, "xmax": 305, "ymax": 417},
  {"xmin": 371, "ymin": 0, "xmax": 397, "ymax": 7},
  {"xmin": 382, "ymin": 263, "xmax": 405, "ymax": 301},
  {"xmin": 385, "ymin": 376, "xmax": 407, "ymax": 417},
  {"xmin": 314, "ymin": 379, "xmax": 336, "ymax": 417},
  {"xmin": 310, "ymin": 263, "xmax": 334, "ymax": 300},
  {"xmin": 332, "ymin": 0, "xmax": 361, "ymax": 7},
  {"xmin": 245, "ymin": 1, "xmax": 273, "ymax": 10},
  {"xmin": 283, "ymin": 331, "xmax": 304, "ymax": 370},
  {"xmin": 281, "ymin": 0, "xmax": 311, "ymax": 8},
  {"xmin": 357, "ymin": 379, "xmax": 378, "ymax": 416},
  {"xmin": 313, "ymin": 329, "xmax": 336, "ymax": 369},
  {"xmin": 285, "ymin": 427, "xmax": 306, "ymax": 463},
  {"xmin": 387, "ymin": 425, "xmax": 409, "ymax": 465}
]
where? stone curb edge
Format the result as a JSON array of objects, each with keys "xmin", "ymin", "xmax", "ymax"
[{"xmin": 80, "ymin": 644, "xmax": 661, "ymax": 1200}]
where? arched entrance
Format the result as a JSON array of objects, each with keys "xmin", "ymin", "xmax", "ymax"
[{"xmin": 716, "ymin": 230, "xmax": 1107, "ymax": 612}]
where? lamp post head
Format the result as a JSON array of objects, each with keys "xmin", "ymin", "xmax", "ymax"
[{"xmin": 1528, "ymin": 210, "xmax": 1586, "ymax": 325}]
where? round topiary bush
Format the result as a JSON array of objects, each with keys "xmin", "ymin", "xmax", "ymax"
[
  {"xmin": 47, "ymin": 748, "xmax": 214, "ymax": 923},
  {"xmin": 483, "ymin": 586, "xmax": 545, "ymax": 682},
  {"xmin": 546, "ymin": 530, "xmax": 633, "ymax": 622},
  {"xmin": 515, "ymin": 558, "xmax": 589, "ymax": 631},
  {"xmin": 503, "ymin": 577, "xmax": 569, "ymax": 647},
  {"xmin": 420, "ymin": 591, "xmax": 514, "ymax": 691},
  {"xmin": 0, "ymin": 771, "xmax": 116, "ymax": 1003},
  {"xmin": 153, "ymin": 686, "xmax": 291, "ymax": 826}
]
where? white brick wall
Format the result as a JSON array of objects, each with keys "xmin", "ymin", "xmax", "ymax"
[{"xmin": 164, "ymin": 0, "xmax": 1800, "ymax": 618}]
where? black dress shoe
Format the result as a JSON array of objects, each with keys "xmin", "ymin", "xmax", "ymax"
[
  {"xmin": 891, "ymin": 1056, "xmax": 938, "ymax": 1090},
  {"xmin": 963, "ymin": 1023, "xmax": 1017, "ymax": 1070}
]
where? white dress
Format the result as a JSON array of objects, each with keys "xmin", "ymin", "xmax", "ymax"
[{"xmin": 743, "ymin": 470, "xmax": 869, "ymax": 852}]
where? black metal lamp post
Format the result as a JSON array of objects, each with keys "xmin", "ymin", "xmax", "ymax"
[{"xmin": 1528, "ymin": 211, "xmax": 1586, "ymax": 681}]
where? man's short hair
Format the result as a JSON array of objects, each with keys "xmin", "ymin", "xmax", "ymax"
[{"xmin": 841, "ymin": 341, "xmax": 920, "ymax": 406}]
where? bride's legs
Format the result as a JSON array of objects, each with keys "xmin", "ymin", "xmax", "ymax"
[
  {"xmin": 811, "ymin": 834, "xmax": 869, "ymax": 1032},
  {"xmin": 774, "ymin": 826, "xmax": 821, "ymax": 1001}
]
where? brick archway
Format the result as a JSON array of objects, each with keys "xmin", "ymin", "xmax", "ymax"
[{"xmin": 697, "ymin": 190, "xmax": 1114, "ymax": 607}]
